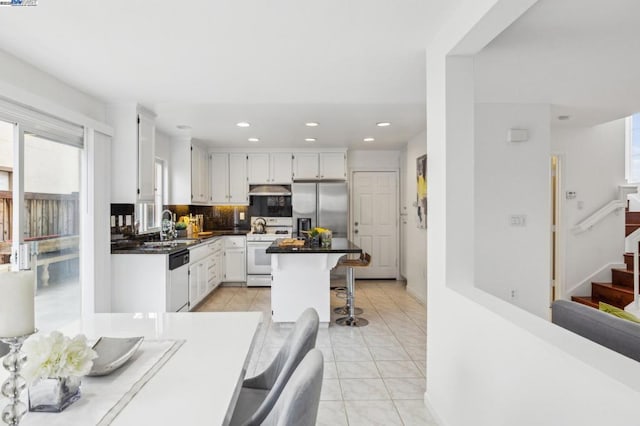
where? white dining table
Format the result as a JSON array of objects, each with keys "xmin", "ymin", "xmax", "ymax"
[{"xmin": 3, "ymin": 312, "xmax": 263, "ymax": 426}]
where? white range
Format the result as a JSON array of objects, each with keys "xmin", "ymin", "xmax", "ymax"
[{"xmin": 246, "ymin": 217, "xmax": 292, "ymax": 287}]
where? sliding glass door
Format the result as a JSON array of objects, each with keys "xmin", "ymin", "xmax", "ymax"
[
  {"xmin": 0, "ymin": 116, "xmax": 82, "ymax": 332},
  {"xmin": 24, "ymin": 133, "xmax": 81, "ymax": 330}
]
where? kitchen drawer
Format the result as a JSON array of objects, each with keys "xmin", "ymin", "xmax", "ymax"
[
  {"xmin": 224, "ymin": 236, "xmax": 246, "ymax": 249},
  {"xmin": 189, "ymin": 244, "xmax": 209, "ymax": 263}
]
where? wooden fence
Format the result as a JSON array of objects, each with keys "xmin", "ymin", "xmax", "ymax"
[{"xmin": 0, "ymin": 191, "xmax": 79, "ymax": 242}]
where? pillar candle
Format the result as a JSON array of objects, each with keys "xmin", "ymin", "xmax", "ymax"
[{"xmin": 0, "ymin": 271, "xmax": 35, "ymax": 337}]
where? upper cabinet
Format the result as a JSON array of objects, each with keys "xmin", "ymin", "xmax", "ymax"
[
  {"xmin": 169, "ymin": 137, "xmax": 209, "ymax": 205},
  {"xmin": 210, "ymin": 153, "xmax": 248, "ymax": 205},
  {"xmin": 108, "ymin": 104, "xmax": 156, "ymax": 204},
  {"xmin": 293, "ymin": 152, "xmax": 347, "ymax": 181},
  {"xmin": 247, "ymin": 153, "xmax": 292, "ymax": 184},
  {"xmin": 191, "ymin": 144, "xmax": 209, "ymax": 204}
]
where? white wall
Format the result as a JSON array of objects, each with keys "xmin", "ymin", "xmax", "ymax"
[
  {"xmin": 402, "ymin": 132, "xmax": 427, "ymax": 302},
  {"xmin": 552, "ymin": 120, "xmax": 626, "ymax": 296},
  {"xmin": 348, "ymin": 149, "xmax": 401, "ymax": 170},
  {"xmin": 0, "ymin": 49, "xmax": 106, "ymax": 123},
  {"xmin": 474, "ymin": 103, "xmax": 551, "ymax": 318},
  {"xmin": 426, "ymin": 1, "xmax": 640, "ymax": 425},
  {"xmin": 155, "ymin": 129, "xmax": 171, "ymax": 162}
]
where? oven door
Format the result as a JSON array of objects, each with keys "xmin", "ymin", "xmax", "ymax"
[{"xmin": 247, "ymin": 241, "xmax": 273, "ymax": 275}]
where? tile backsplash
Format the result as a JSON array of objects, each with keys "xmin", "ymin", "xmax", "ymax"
[{"xmin": 166, "ymin": 205, "xmax": 249, "ymax": 231}]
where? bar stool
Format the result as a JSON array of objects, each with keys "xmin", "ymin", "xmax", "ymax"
[{"xmin": 335, "ymin": 252, "xmax": 371, "ymax": 327}]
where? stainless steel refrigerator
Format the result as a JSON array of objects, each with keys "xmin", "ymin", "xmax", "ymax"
[{"xmin": 292, "ymin": 182, "xmax": 348, "ymax": 237}]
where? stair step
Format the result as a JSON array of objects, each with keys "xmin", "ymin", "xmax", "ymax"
[
  {"xmin": 611, "ymin": 268, "xmax": 638, "ymax": 289},
  {"xmin": 591, "ymin": 281, "xmax": 635, "ymax": 308},
  {"xmin": 571, "ymin": 296, "xmax": 599, "ymax": 309},
  {"xmin": 624, "ymin": 253, "xmax": 634, "ymax": 271},
  {"xmin": 626, "ymin": 211, "xmax": 640, "ymax": 224},
  {"xmin": 625, "ymin": 224, "xmax": 640, "ymax": 236}
]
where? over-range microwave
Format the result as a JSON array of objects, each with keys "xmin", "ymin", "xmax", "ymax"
[{"xmin": 248, "ymin": 185, "xmax": 292, "ymax": 218}]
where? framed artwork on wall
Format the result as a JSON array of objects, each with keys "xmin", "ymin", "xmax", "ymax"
[{"xmin": 416, "ymin": 154, "xmax": 427, "ymax": 229}]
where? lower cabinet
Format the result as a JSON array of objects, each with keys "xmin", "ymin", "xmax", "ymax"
[
  {"xmin": 223, "ymin": 236, "xmax": 246, "ymax": 282},
  {"xmin": 189, "ymin": 238, "xmax": 225, "ymax": 310}
]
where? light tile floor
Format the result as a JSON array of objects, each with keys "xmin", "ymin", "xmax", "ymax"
[{"xmin": 197, "ymin": 280, "xmax": 438, "ymax": 426}]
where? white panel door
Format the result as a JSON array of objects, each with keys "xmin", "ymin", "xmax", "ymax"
[
  {"xmin": 247, "ymin": 153, "xmax": 270, "ymax": 183},
  {"xmin": 319, "ymin": 152, "xmax": 346, "ymax": 180},
  {"xmin": 210, "ymin": 153, "xmax": 229, "ymax": 203},
  {"xmin": 270, "ymin": 152, "xmax": 293, "ymax": 183},
  {"xmin": 352, "ymin": 171, "xmax": 398, "ymax": 278}
]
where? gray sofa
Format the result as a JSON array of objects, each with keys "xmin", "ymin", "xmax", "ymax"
[{"xmin": 552, "ymin": 300, "xmax": 640, "ymax": 362}]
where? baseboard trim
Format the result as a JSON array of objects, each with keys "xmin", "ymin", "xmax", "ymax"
[{"xmin": 424, "ymin": 392, "xmax": 446, "ymax": 426}]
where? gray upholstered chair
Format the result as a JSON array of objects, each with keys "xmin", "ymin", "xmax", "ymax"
[
  {"xmin": 230, "ymin": 307, "xmax": 320, "ymax": 426},
  {"xmin": 261, "ymin": 349, "xmax": 324, "ymax": 426},
  {"xmin": 0, "ymin": 341, "xmax": 8, "ymax": 358}
]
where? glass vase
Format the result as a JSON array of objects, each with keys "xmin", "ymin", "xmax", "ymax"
[
  {"xmin": 320, "ymin": 231, "xmax": 332, "ymax": 248},
  {"xmin": 28, "ymin": 376, "xmax": 81, "ymax": 413}
]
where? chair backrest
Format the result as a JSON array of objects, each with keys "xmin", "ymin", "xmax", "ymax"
[
  {"xmin": 261, "ymin": 349, "xmax": 324, "ymax": 426},
  {"xmin": 240, "ymin": 307, "xmax": 319, "ymax": 425}
]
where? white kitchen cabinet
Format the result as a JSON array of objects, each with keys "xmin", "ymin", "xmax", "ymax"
[
  {"xmin": 292, "ymin": 153, "xmax": 319, "ymax": 180},
  {"xmin": 247, "ymin": 153, "xmax": 270, "ymax": 183},
  {"xmin": 292, "ymin": 152, "xmax": 346, "ymax": 181},
  {"xmin": 108, "ymin": 104, "xmax": 157, "ymax": 203},
  {"xmin": 189, "ymin": 260, "xmax": 207, "ymax": 308},
  {"xmin": 210, "ymin": 153, "xmax": 248, "ymax": 205},
  {"xmin": 223, "ymin": 236, "xmax": 246, "ymax": 282},
  {"xmin": 319, "ymin": 152, "xmax": 347, "ymax": 180},
  {"xmin": 191, "ymin": 144, "xmax": 209, "ymax": 204},
  {"xmin": 248, "ymin": 153, "xmax": 292, "ymax": 184}
]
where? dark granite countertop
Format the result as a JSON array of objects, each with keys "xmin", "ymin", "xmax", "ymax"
[
  {"xmin": 111, "ymin": 229, "xmax": 249, "ymax": 254},
  {"xmin": 265, "ymin": 237, "xmax": 362, "ymax": 254}
]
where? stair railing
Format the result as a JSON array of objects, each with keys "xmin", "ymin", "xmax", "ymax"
[{"xmin": 572, "ymin": 184, "xmax": 638, "ymax": 234}]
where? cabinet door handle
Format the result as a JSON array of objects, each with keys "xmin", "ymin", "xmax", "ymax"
[{"xmin": 354, "ymin": 229, "xmax": 359, "ymax": 234}]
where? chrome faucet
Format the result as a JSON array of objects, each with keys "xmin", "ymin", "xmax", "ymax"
[{"xmin": 160, "ymin": 209, "xmax": 176, "ymax": 241}]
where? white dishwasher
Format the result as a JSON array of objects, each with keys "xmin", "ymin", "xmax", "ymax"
[{"xmin": 168, "ymin": 249, "xmax": 190, "ymax": 312}]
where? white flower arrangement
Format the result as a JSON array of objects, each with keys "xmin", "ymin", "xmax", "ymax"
[{"xmin": 22, "ymin": 331, "xmax": 98, "ymax": 383}]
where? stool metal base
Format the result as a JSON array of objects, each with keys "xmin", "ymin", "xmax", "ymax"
[
  {"xmin": 333, "ymin": 306, "xmax": 363, "ymax": 315},
  {"xmin": 336, "ymin": 316, "xmax": 369, "ymax": 327}
]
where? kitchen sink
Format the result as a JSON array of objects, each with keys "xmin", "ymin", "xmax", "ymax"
[{"xmin": 142, "ymin": 239, "xmax": 200, "ymax": 249}]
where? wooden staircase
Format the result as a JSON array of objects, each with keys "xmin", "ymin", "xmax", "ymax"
[{"xmin": 572, "ymin": 208, "xmax": 639, "ymax": 309}]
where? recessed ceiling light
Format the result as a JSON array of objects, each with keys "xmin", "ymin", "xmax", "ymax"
[
  {"xmin": 363, "ymin": 138, "xmax": 375, "ymax": 142},
  {"xmin": 305, "ymin": 122, "xmax": 319, "ymax": 127},
  {"xmin": 557, "ymin": 115, "xmax": 571, "ymax": 121},
  {"xmin": 376, "ymin": 122, "xmax": 391, "ymax": 127},
  {"xmin": 305, "ymin": 138, "xmax": 316, "ymax": 142},
  {"xmin": 237, "ymin": 122, "xmax": 251, "ymax": 127},
  {"xmin": 176, "ymin": 124, "xmax": 191, "ymax": 130},
  {"xmin": 248, "ymin": 138, "xmax": 260, "ymax": 142}
]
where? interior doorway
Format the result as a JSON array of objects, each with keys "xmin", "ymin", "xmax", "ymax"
[{"xmin": 351, "ymin": 171, "xmax": 399, "ymax": 279}]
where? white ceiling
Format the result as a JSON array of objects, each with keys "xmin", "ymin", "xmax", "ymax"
[
  {"xmin": 0, "ymin": 0, "xmax": 463, "ymax": 149},
  {"xmin": 475, "ymin": 0, "xmax": 640, "ymax": 127}
]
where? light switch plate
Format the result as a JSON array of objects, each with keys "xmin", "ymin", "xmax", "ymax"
[{"xmin": 510, "ymin": 215, "xmax": 526, "ymax": 226}]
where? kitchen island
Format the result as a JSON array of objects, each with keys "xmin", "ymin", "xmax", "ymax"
[{"xmin": 266, "ymin": 237, "xmax": 362, "ymax": 322}]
